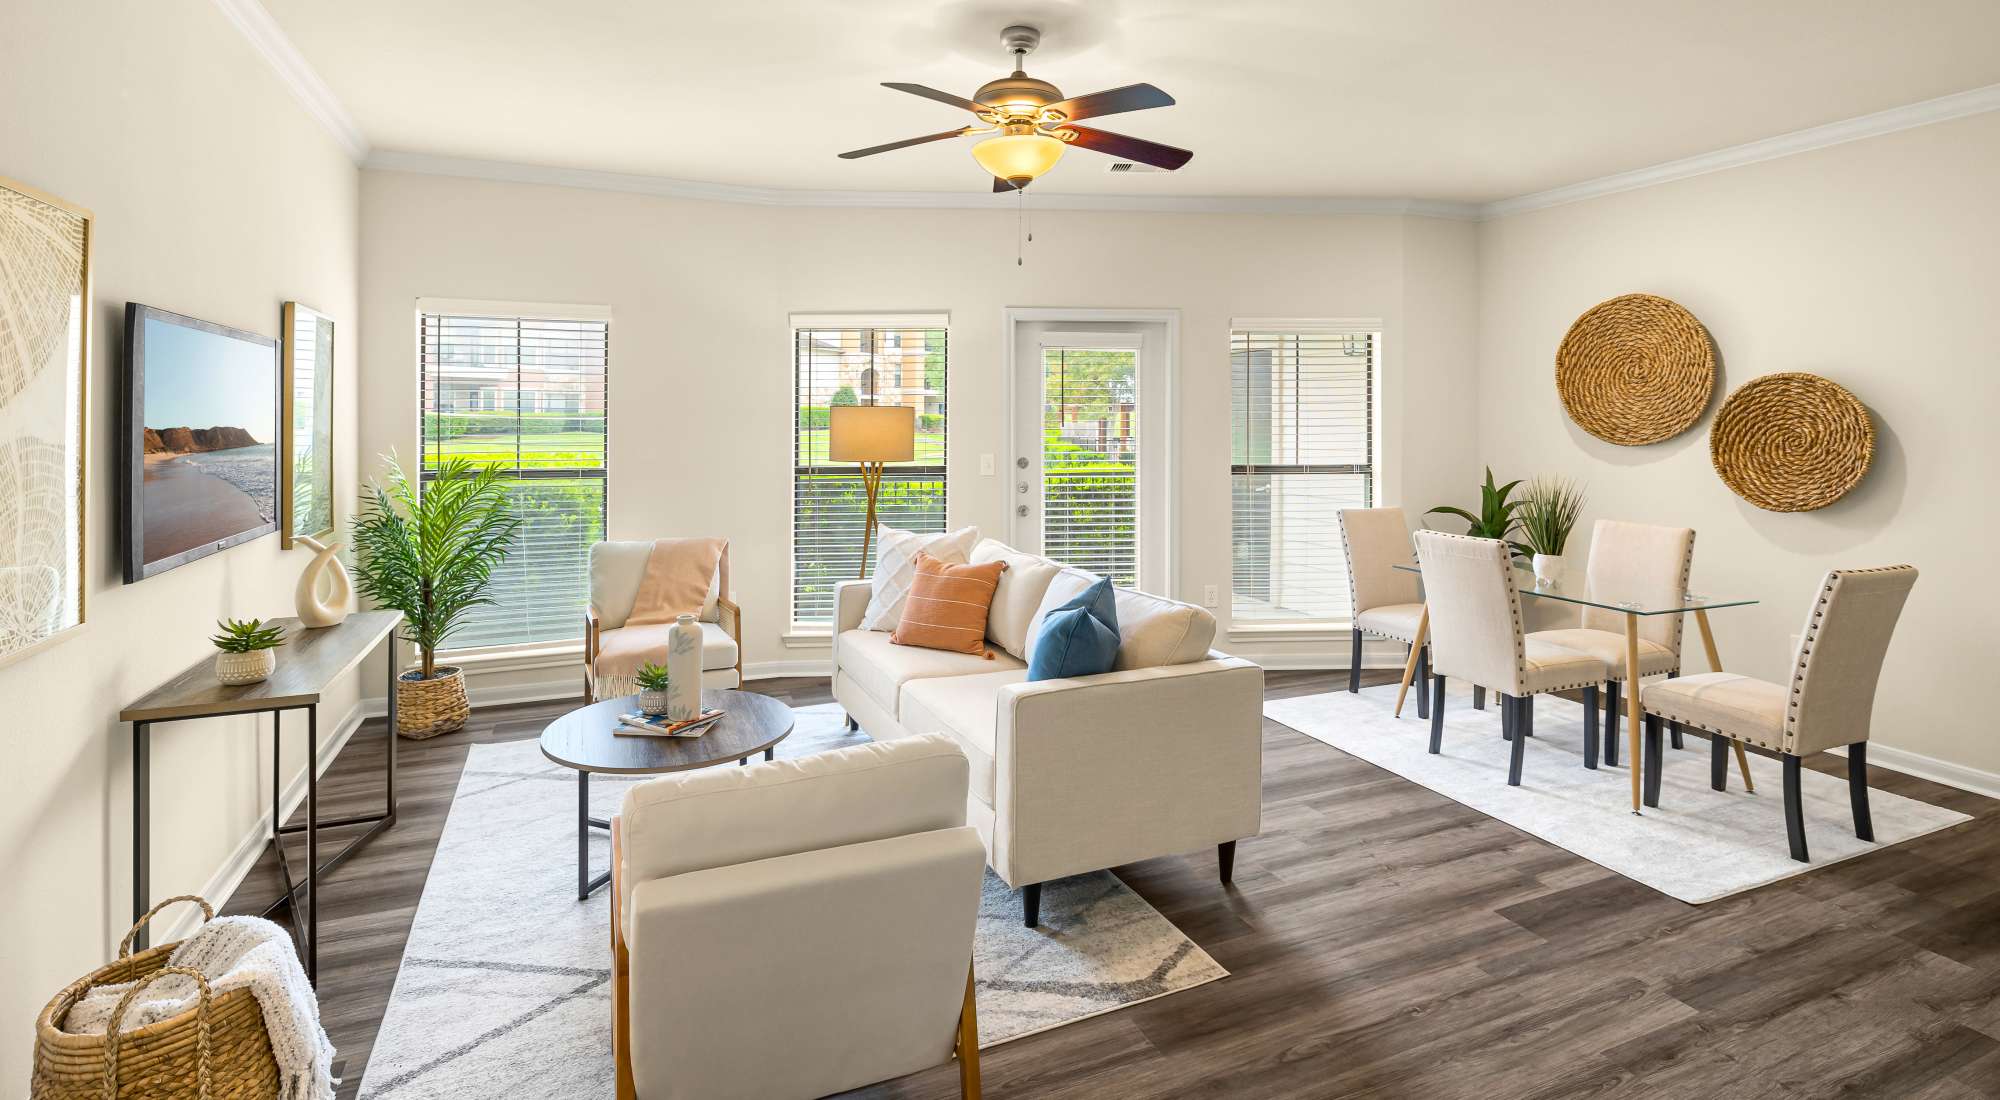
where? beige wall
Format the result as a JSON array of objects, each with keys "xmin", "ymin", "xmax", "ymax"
[
  {"xmin": 0, "ymin": 2, "xmax": 360, "ymax": 1089},
  {"xmin": 357, "ymin": 170, "xmax": 1481, "ymax": 688},
  {"xmin": 1475, "ymin": 110, "xmax": 2000, "ymax": 779}
]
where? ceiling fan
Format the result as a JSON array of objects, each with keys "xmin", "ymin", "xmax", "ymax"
[{"xmin": 839, "ymin": 25, "xmax": 1193, "ymax": 191}]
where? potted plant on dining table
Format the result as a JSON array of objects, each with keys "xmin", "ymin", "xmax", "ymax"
[
  {"xmin": 1518, "ymin": 477, "xmax": 1586, "ymax": 588},
  {"xmin": 350, "ymin": 455, "xmax": 521, "ymax": 738}
]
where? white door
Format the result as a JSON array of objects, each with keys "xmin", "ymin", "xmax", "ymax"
[{"xmin": 1010, "ymin": 320, "xmax": 1171, "ymax": 593}]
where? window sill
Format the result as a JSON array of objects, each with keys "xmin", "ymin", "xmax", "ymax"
[
  {"xmin": 1227, "ymin": 623, "xmax": 1354, "ymax": 644},
  {"xmin": 782, "ymin": 631, "xmax": 833, "ymax": 649},
  {"xmin": 436, "ymin": 641, "xmax": 585, "ymax": 675}
]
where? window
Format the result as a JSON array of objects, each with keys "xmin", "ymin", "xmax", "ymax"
[
  {"xmin": 418, "ymin": 302, "xmax": 609, "ymax": 649},
  {"xmin": 1230, "ymin": 323, "xmax": 1378, "ymax": 625},
  {"xmin": 791, "ymin": 315, "xmax": 948, "ymax": 628}
]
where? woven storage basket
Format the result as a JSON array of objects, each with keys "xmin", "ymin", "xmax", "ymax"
[
  {"xmin": 33, "ymin": 896, "xmax": 281, "ymax": 1100},
  {"xmin": 397, "ymin": 665, "xmax": 468, "ymax": 738},
  {"xmin": 1710, "ymin": 371, "xmax": 1874, "ymax": 512},
  {"xmin": 1555, "ymin": 293, "xmax": 1716, "ymax": 446}
]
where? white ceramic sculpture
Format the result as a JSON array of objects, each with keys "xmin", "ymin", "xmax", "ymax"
[
  {"xmin": 295, "ymin": 535, "xmax": 354, "ymax": 627},
  {"xmin": 665, "ymin": 613, "xmax": 703, "ymax": 721}
]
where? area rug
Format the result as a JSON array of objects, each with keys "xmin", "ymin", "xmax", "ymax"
[
  {"xmin": 355, "ymin": 704, "xmax": 1225, "ymax": 1099},
  {"xmin": 1265, "ymin": 684, "xmax": 1971, "ymax": 905}
]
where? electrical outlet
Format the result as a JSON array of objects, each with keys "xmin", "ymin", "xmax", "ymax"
[
  {"xmin": 1202, "ymin": 584, "xmax": 1220, "ymax": 607},
  {"xmin": 979, "ymin": 453, "xmax": 995, "ymax": 476}
]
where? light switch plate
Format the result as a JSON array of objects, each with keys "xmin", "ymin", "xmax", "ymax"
[
  {"xmin": 979, "ymin": 453, "xmax": 995, "ymax": 476},
  {"xmin": 1202, "ymin": 584, "xmax": 1220, "ymax": 607}
]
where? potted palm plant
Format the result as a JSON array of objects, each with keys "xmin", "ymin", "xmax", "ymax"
[
  {"xmin": 1517, "ymin": 477, "xmax": 1587, "ymax": 587},
  {"xmin": 211, "ymin": 617, "xmax": 287, "ymax": 685},
  {"xmin": 1427, "ymin": 467, "xmax": 1533, "ymax": 560},
  {"xmin": 351, "ymin": 455, "xmax": 521, "ymax": 738}
]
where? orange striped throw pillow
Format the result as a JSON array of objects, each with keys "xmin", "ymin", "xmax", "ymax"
[{"xmin": 892, "ymin": 550, "xmax": 1009, "ymax": 656}]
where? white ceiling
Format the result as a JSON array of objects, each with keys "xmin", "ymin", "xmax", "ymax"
[{"xmin": 259, "ymin": 0, "xmax": 2000, "ymax": 204}]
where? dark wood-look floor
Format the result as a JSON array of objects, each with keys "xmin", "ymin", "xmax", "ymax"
[{"xmin": 225, "ymin": 671, "xmax": 2000, "ymax": 1099}]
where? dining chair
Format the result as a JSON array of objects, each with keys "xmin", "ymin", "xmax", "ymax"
[
  {"xmin": 1639, "ymin": 565, "xmax": 1918, "ymax": 862},
  {"xmin": 1413, "ymin": 530, "xmax": 1607, "ymax": 784},
  {"xmin": 1339, "ymin": 507, "xmax": 1432, "ymax": 718},
  {"xmin": 1531, "ymin": 520, "xmax": 1695, "ymax": 764}
]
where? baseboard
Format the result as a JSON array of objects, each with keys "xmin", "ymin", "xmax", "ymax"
[
  {"xmin": 156, "ymin": 698, "xmax": 371, "ymax": 944},
  {"xmin": 1827, "ymin": 742, "xmax": 2000, "ymax": 801},
  {"xmin": 743, "ymin": 658, "xmax": 830, "ymax": 679}
]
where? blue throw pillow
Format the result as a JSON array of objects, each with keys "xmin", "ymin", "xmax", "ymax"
[{"xmin": 1027, "ymin": 576, "xmax": 1120, "ymax": 681}]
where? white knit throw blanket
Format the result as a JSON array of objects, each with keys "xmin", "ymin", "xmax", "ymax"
[{"xmin": 63, "ymin": 915, "xmax": 335, "ymax": 1100}]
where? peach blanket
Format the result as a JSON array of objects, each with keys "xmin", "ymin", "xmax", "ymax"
[{"xmin": 596, "ymin": 537, "xmax": 728, "ymax": 682}]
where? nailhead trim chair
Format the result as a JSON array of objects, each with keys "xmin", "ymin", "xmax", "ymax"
[
  {"xmin": 1639, "ymin": 565, "xmax": 1918, "ymax": 861},
  {"xmin": 1338, "ymin": 508, "xmax": 1433, "ymax": 718},
  {"xmin": 1413, "ymin": 530, "xmax": 1608, "ymax": 785}
]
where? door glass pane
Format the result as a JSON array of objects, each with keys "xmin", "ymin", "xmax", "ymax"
[{"xmin": 1042, "ymin": 347, "xmax": 1138, "ymax": 586}]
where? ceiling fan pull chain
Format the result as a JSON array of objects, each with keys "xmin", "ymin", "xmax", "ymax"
[{"xmin": 1017, "ymin": 188, "xmax": 1025, "ymax": 266}]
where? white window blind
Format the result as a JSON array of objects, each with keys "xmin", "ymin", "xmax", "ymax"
[
  {"xmin": 1042, "ymin": 345, "xmax": 1140, "ymax": 586},
  {"xmin": 792, "ymin": 320, "xmax": 948, "ymax": 627},
  {"xmin": 1231, "ymin": 326, "xmax": 1376, "ymax": 624},
  {"xmin": 419, "ymin": 308, "xmax": 609, "ymax": 649}
]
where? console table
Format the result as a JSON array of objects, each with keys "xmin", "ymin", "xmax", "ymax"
[{"xmin": 122, "ymin": 610, "xmax": 402, "ymax": 983}]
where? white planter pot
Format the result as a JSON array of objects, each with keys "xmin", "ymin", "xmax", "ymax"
[
  {"xmin": 637, "ymin": 688, "xmax": 671, "ymax": 716},
  {"xmin": 1532, "ymin": 553, "xmax": 1567, "ymax": 589},
  {"xmin": 215, "ymin": 648, "xmax": 276, "ymax": 685}
]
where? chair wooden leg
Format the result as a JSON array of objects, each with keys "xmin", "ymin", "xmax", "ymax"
[
  {"xmin": 1849, "ymin": 743, "xmax": 1874, "ymax": 842},
  {"xmin": 1022, "ymin": 883, "xmax": 1041, "ymax": 928},
  {"xmin": 845, "ymin": 713, "xmax": 859, "ymax": 731},
  {"xmin": 1669, "ymin": 720, "xmax": 1684, "ymax": 751},
  {"xmin": 1500, "ymin": 692, "xmax": 1513, "ymax": 741},
  {"xmin": 1711, "ymin": 734, "xmax": 1728, "ymax": 791},
  {"xmin": 611, "ymin": 818, "xmax": 636, "ymax": 1100},
  {"xmin": 1473, "ymin": 686, "xmax": 1486, "ymax": 711},
  {"xmin": 1581, "ymin": 686, "xmax": 1599, "ymax": 770},
  {"xmin": 1349, "ymin": 629, "xmax": 1363, "ymax": 693},
  {"xmin": 1521, "ymin": 694, "xmax": 1535, "ymax": 738},
  {"xmin": 956, "ymin": 962, "xmax": 982, "ymax": 1100},
  {"xmin": 1427, "ymin": 675, "xmax": 1446, "ymax": 754},
  {"xmin": 1783, "ymin": 754, "xmax": 1809, "ymax": 862},
  {"xmin": 1506, "ymin": 695, "xmax": 1528, "ymax": 786},
  {"xmin": 1642, "ymin": 715, "xmax": 1664, "ymax": 808},
  {"xmin": 1603, "ymin": 680, "xmax": 1621, "ymax": 765},
  {"xmin": 1218, "ymin": 840, "xmax": 1237, "ymax": 884},
  {"xmin": 1415, "ymin": 644, "xmax": 1430, "ymax": 720}
]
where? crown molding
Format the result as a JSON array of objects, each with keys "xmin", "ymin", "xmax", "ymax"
[
  {"xmin": 1481, "ymin": 82, "xmax": 2000, "ymax": 219},
  {"xmin": 362, "ymin": 150, "xmax": 1484, "ymax": 219},
  {"xmin": 211, "ymin": 0, "xmax": 368, "ymax": 162}
]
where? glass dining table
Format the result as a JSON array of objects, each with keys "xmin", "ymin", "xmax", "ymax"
[{"xmin": 1390, "ymin": 562, "xmax": 1759, "ymax": 814}]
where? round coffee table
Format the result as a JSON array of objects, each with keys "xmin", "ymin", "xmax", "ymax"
[{"xmin": 539, "ymin": 688, "xmax": 795, "ymax": 899}]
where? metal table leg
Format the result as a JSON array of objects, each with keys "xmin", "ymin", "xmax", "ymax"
[
  {"xmin": 306, "ymin": 704, "xmax": 319, "ymax": 983},
  {"xmin": 132, "ymin": 722, "xmax": 150, "ymax": 950},
  {"xmin": 578, "ymin": 771, "xmax": 611, "ymax": 900}
]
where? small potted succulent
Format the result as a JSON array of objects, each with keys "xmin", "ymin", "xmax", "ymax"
[
  {"xmin": 211, "ymin": 617, "xmax": 287, "ymax": 685},
  {"xmin": 634, "ymin": 662, "xmax": 672, "ymax": 716}
]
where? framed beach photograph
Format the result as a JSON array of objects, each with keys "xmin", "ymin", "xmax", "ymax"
[
  {"xmin": 282, "ymin": 301, "xmax": 335, "ymax": 548},
  {"xmin": 120, "ymin": 303, "xmax": 280, "ymax": 582},
  {"xmin": 0, "ymin": 176, "xmax": 91, "ymax": 668}
]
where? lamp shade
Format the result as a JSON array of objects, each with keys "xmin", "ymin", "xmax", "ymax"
[
  {"xmin": 829, "ymin": 404, "xmax": 916, "ymax": 462},
  {"xmin": 971, "ymin": 133, "xmax": 1066, "ymax": 186}
]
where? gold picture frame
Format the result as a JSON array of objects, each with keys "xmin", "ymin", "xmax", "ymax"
[
  {"xmin": 0, "ymin": 175, "xmax": 91, "ymax": 670},
  {"xmin": 281, "ymin": 301, "xmax": 335, "ymax": 547}
]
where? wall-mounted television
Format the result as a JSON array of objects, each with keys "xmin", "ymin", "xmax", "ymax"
[{"xmin": 121, "ymin": 304, "xmax": 279, "ymax": 582}]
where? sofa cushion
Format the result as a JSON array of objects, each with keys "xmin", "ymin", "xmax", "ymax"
[
  {"xmin": 836, "ymin": 628, "xmax": 1026, "ymax": 716},
  {"xmin": 1027, "ymin": 576, "xmax": 1120, "ymax": 681},
  {"xmin": 1023, "ymin": 568, "xmax": 1216, "ymax": 670},
  {"xmin": 859, "ymin": 525, "xmax": 979, "ymax": 631},
  {"xmin": 970, "ymin": 539, "xmax": 1061, "ymax": 658},
  {"xmin": 892, "ymin": 552, "xmax": 1007, "ymax": 655},
  {"xmin": 899, "ymin": 668, "xmax": 1029, "ymax": 807}
]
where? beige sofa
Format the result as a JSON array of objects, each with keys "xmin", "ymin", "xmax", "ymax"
[{"xmin": 832, "ymin": 537, "xmax": 1264, "ymax": 926}]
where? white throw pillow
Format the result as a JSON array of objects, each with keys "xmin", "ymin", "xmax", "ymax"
[
  {"xmin": 970, "ymin": 539, "xmax": 1061, "ymax": 658},
  {"xmin": 859, "ymin": 525, "xmax": 979, "ymax": 631}
]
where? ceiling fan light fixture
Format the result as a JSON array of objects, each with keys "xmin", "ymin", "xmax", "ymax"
[{"xmin": 971, "ymin": 132, "xmax": 1066, "ymax": 187}]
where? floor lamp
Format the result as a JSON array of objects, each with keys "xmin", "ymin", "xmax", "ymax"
[{"xmin": 829, "ymin": 404, "xmax": 917, "ymax": 578}]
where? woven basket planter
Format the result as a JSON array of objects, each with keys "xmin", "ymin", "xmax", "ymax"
[
  {"xmin": 1710, "ymin": 372, "xmax": 1874, "ymax": 512},
  {"xmin": 33, "ymin": 896, "xmax": 281, "ymax": 1100},
  {"xmin": 397, "ymin": 665, "xmax": 469, "ymax": 739},
  {"xmin": 1556, "ymin": 293, "xmax": 1716, "ymax": 445}
]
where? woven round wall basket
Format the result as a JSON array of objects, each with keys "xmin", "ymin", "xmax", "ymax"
[
  {"xmin": 1710, "ymin": 372, "xmax": 1874, "ymax": 512},
  {"xmin": 397, "ymin": 665, "xmax": 469, "ymax": 739},
  {"xmin": 1555, "ymin": 293, "xmax": 1716, "ymax": 446}
]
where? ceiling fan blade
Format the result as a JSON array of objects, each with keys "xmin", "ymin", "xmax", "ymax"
[
  {"xmin": 838, "ymin": 128, "xmax": 975, "ymax": 160},
  {"xmin": 882, "ymin": 83, "xmax": 992, "ymax": 115},
  {"xmin": 1065, "ymin": 126, "xmax": 1194, "ymax": 171},
  {"xmin": 1045, "ymin": 83, "xmax": 1174, "ymax": 122},
  {"xmin": 993, "ymin": 176, "xmax": 1023, "ymax": 193}
]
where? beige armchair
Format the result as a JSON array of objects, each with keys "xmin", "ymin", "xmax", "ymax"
[
  {"xmin": 611, "ymin": 734, "xmax": 987, "ymax": 1100},
  {"xmin": 1640, "ymin": 565, "xmax": 1917, "ymax": 862},
  {"xmin": 1338, "ymin": 507, "xmax": 1432, "ymax": 717},
  {"xmin": 1413, "ymin": 530, "xmax": 1608, "ymax": 783},
  {"xmin": 1532, "ymin": 519, "xmax": 1695, "ymax": 763},
  {"xmin": 584, "ymin": 540, "xmax": 742, "ymax": 701}
]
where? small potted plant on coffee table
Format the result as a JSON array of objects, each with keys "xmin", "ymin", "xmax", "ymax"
[
  {"xmin": 211, "ymin": 617, "xmax": 287, "ymax": 685},
  {"xmin": 634, "ymin": 662, "xmax": 672, "ymax": 716}
]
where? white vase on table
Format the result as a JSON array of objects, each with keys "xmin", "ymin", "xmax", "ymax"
[
  {"xmin": 1532, "ymin": 553, "xmax": 1566, "ymax": 589},
  {"xmin": 665, "ymin": 613, "xmax": 704, "ymax": 721},
  {"xmin": 294, "ymin": 536, "xmax": 353, "ymax": 627}
]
